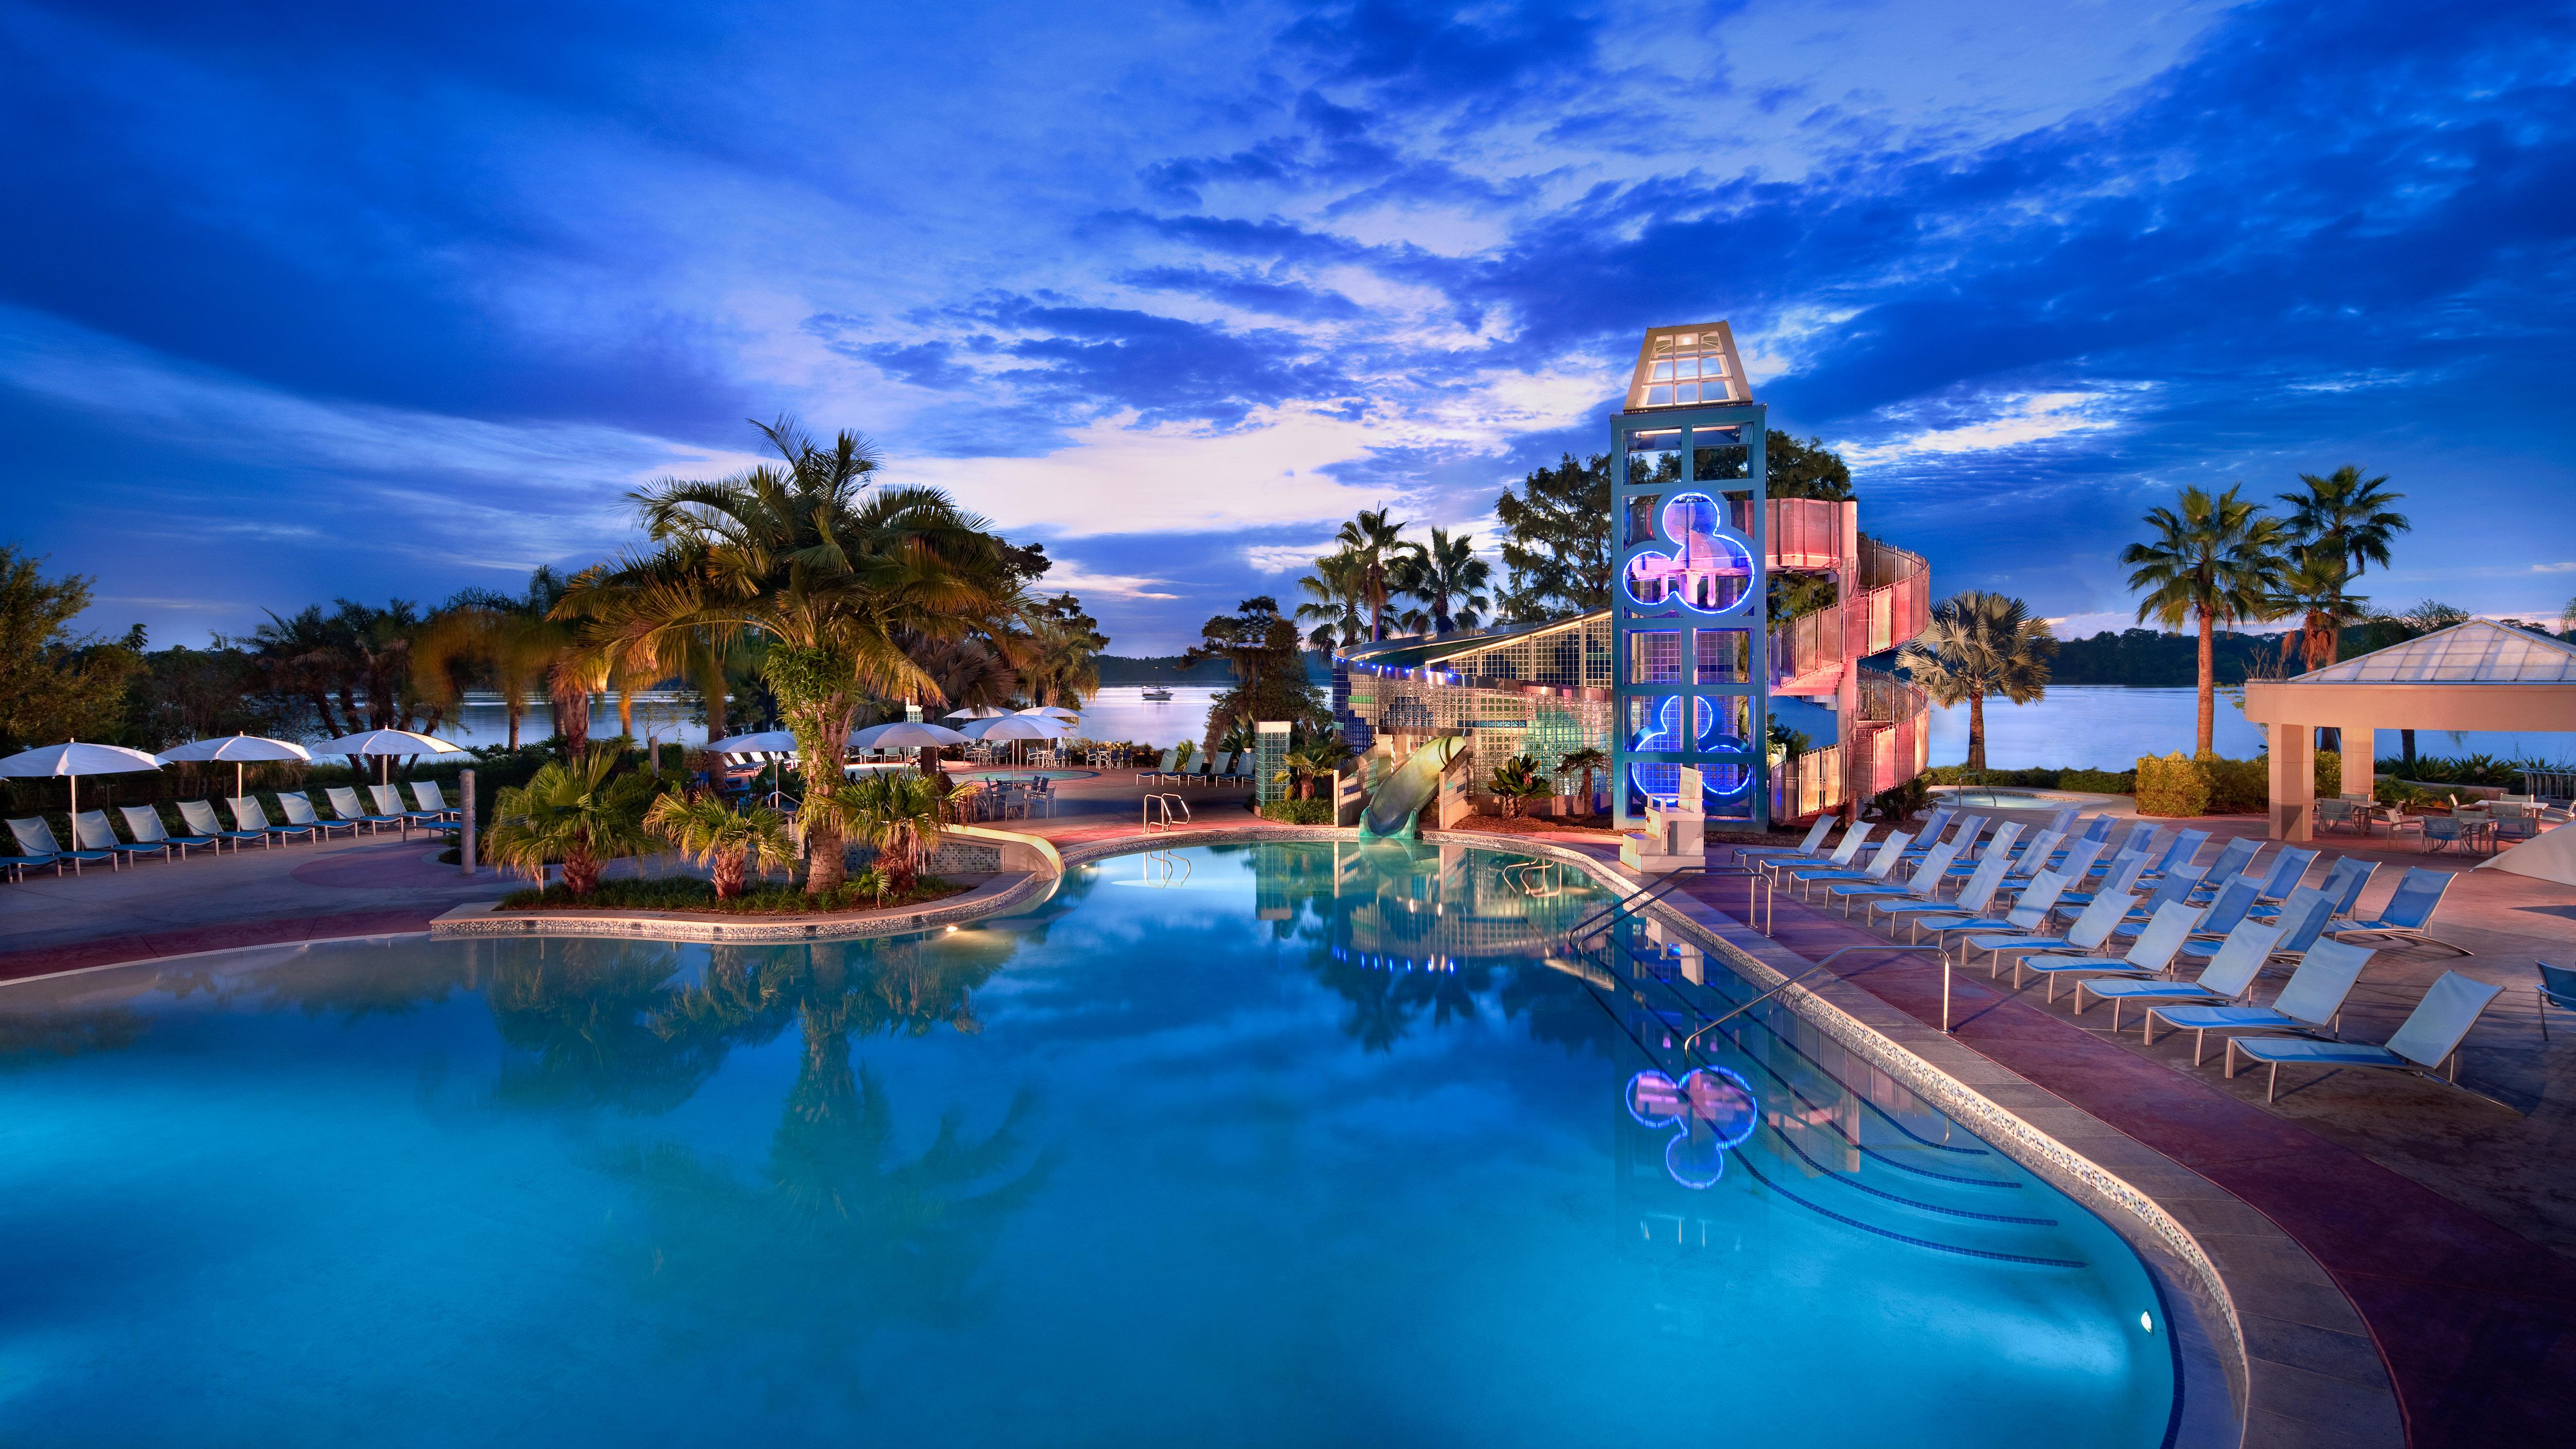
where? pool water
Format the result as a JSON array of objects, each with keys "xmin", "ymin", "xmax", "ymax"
[
  {"xmin": 952, "ymin": 768, "xmax": 1099, "ymax": 782},
  {"xmin": 1936, "ymin": 788, "xmax": 2077, "ymax": 811},
  {"xmin": 0, "ymin": 842, "xmax": 2177, "ymax": 1446}
]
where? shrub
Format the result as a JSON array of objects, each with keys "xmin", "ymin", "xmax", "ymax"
[
  {"xmin": 2136, "ymin": 752, "xmax": 2267, "ymax": 816},
  {"xmin": 1867, "ymin": 775, "xmax": 1931, "ymax": 822},
  {"xmin": 1259, "ymin": 798, "xmax": 1335, "ymax": 825},
  {"xmin": 2058, "ymin": 768, "xmax": 2136, "ymax": 794},
  {"xmin": 2314, "ymin": 749, "xmax": 2341, "ymax": 799}
]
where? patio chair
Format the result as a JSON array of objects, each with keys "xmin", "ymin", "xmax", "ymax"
[
  {"xmin": 2021, "ymin": 899, "xmax": 2199, "ymax": 1004},
  {"xmin": 1877, "ymin": 844, "xmax": 2015, "ymax": 936},
  {"xmin": 327, "ymin": 787, "xmax": 403, "ymax": 835},
  {"xmin": 73, "ymin": 809, "xmax": 168, "ymax": 866},
  {"xmin": 2316, "ymin": 797, "xmax": 2366, "ymax": 836},
  {"xmin": 8, "ymin": 816, "xmax": 114, "ymax": 876},
  {"xmin": 2146, "ymin": 940, "xmax": 2373, "ymax": 1063},
  {"xmin": 2249, "ymin": 846, "xmax": 2318, "ymax": 908},
  {"xmin": 1755, "ymin": 823, "xmax": 1874, "ymax": 887},
  {"xmin": 1971, "ymin": 889, "xmax": 2140, "ymax": 987},
  {"xmin": 2535, "ymin": 962, "xmax": 2576, "ymax": 1041},
  {"xmin": 2419, "ymin": 815, "xmax": 2487, "ymax": 855},
  {"xmin": 2489, "ymin": 802, "xmax": 2540, "ymax": 845},
  {"xmin": 371, "ymin": 783, "xmax": 436, "ymax": 833},
  {"xmin": 228, "ymin": 796, "xmax": 314, "ymax": 844},
  {"xmin": 2058, "ymin": 850, "xmax": 2149, "ymax": 910},
  {"xmin": 2325, "ymin": 866, "xmax": 2468, "ymax": 957},
  {"xmin": 2187, "ymin": 839, "xmax": 2262, "ymax": 899},
  {"xmin": 2073, "ymin": 918, "xmax": 2283, "ymax": 1031},
  {"xmin": 1144, "ymin": 748, "xmax": 1178, "ymax": 786},
  {"xmin": 1826, "ymin": 839, "xmax": 1960, "ymax": 918},
  {"xmin": 1736, "ymin": 814, "xmax": 1837, "ymax": 861},
  {"xmin": 2324, "ymin": 858, "xmax": 2379, "ymax": 919},
  {"xmin": 1988, "ymin": 827, "xmax": 2062, "ymax": 876},
  {"xmin": 2176, "ymin": 875, "xmax": 2264, "ymax": 950},
  {"xmin": 1914, "ymin": 870, "xmax": 2075, "ymax": 961},
  {"xmin": 277, "ymin": 791, "xmax": 360, "ymax": 840},
  {"xmin": 121, "ymin": 804, "xmax": 218, "ymax": 859},
  {"xmin": 409, "ymin": 781, "xmax": 461, "ymax": 822},
  {"xmin": 2223, "ymin": 970, "xmax": 2506, "ymax": 1104},
  {"xmin": 1944, "ymin": 821, "xmax": 2024, "ymax": 874},
  {"xmin": 1785, "ymin": 831, "xmax": 1912, "ymax": 901},
  {"xmin": 2036, "ymin": 806, "xmax": 2080, "ymax": 837},
  {"xmin": 1897, "ymin": 809, "xmax": 1959, "ymax": 855},
  {"xmin": 2110, "ymin": 864, "xmax": 2206, "ymax": 941},
  {"xmin": 179, "ymin": 799, "xmax": 268, "ymax": 850}
]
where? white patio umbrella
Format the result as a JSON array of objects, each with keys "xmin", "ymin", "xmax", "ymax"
[
  {"xmin": 705, "ymin": 729, "xmax": 801, "ymax": 757},
  {"xmin": 850, "ymin": 721, "xmax": 970, "ymax": 749},
  {"xmin": 1015, "ymin": 706, "xmax": 1080, "ymax": 721},
  {"xmin": 963, "ymin": 714, "xmax": 1071, "ymax": 778},
  {"xmin": 310, "ymin": 728, "xmax": 466, "ymax": 787},
  {"xmin": 0, "ymin": 739, "xmax": 165, "ymax": 822},
  {"xmin": 943, "ymin": 706, "xmax": 1011, "ymax": 720},
  {"xmin": 155, "ymin": 732, "xmax": 314, "ymax": 798}
]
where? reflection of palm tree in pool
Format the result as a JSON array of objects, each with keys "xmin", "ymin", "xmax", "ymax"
[
  {"xmin": 608, "ymin": 935, "xmax": 1051, "ymax": 1404},
  {"xmin": 486, "ymin": 940, "xmax": 747, "ymax": 1115},
  {"xmin": 0, "ymin": 1002, "xmax": 149, "ymax": 1069}
]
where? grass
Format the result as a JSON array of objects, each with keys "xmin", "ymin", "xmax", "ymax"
[{"xmin": 498, "ymin": 874, "xmax": 970, "ymax": 915}]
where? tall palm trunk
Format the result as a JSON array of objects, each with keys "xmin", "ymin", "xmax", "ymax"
[
  {"xmin": 2195, "ymin": 611, "xmax": 2216, "ymax": 755},
  {"xmin": 1967, "ymin": 690, "xmax": 1988, "ymax": 772},
  {"xmin": 694, "ymin": 654, "xmax": 730, "ymax": 747},
  {"xmin": 555, "ymin": 679, "xmax": 591, "ymax": 754}
]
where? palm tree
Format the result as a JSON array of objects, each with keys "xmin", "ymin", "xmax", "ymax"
[
  {"xmin": 414, "ymin": 568, "xmax": 592, "ymax": 751},
  {"xmin": 1281, "ymin": 731, "xmax": 1353, "ymax": 800},
  {"xmin": 561, "ymin": 417, "xmax": 1023, "ymax": 895},
  {"xmin": 2279, "ymin": 466, "xmax": 2409, "ymax": 580},
  {"xmin": 1294, "ymin": 550, "xmax": 1367, "ymax": 650},
  {"xmin": 1392, "ymin": 528, "xmax": 1493, "ymax": 637},
  {"xmin": 1485, "ymin": 754, "xmax": 1551, "ymax": 816},
  {"xmin": 1556, "ymin": 747, "xmax": 1609, "ymax": 814},
  {"xmin": 645, "ymin": 791, "xmax": 796, "ymax": 899},
  {"xmin": 1896, "ymin": 592, "xmax": 2057, "ymax": 773},
  {"xmin": 2121, "ymin": 485, "xmax": 2290, "ymax": 754},
  {"xmin": 2275, "ymin": 551, "xmax": 2370, "ymax": 674},
  {"xmin": 1334, "ymin": 508, "xmax": 1408, "ymax": 642},
  {"xmin": 486, "ymin": 748, "xmax": 663, "ymax": 895},
  {"xmin": 841, "ymin": 770, "xmax": 944, "ymax": 894}
]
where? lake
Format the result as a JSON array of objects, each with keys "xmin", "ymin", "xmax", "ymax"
[{"xmin": 1927, "ymin": 686, "xmax": 2576, "ymax": 771}]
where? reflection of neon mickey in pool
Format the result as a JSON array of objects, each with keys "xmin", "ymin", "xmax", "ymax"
[
  {"xmin": 1626, "ymin": 1067, "xmax": 1761, "ymax": 1189},
  {"xmin": 1622, "ymin": 491, "xmax": 1759, "ymax": 811}
]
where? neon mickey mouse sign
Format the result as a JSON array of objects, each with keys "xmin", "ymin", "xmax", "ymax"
[
  {"xmin": 1622, "ymin": 492, "xmax": 1753, "ymax": 615},
  {"xmin": 1627, "ymin": 1066, "xmax": 1761, "ymax": 1189}
]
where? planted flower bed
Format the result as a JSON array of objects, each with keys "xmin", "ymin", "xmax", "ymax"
[{"xmin": 498, "ymin": 875, "xmax": 968, "ymax": 916}]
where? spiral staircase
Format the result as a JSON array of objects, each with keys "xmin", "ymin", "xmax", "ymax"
[{"xmin": 1760, "ymin": 499, "xmax": 1931, "ymax": 820}]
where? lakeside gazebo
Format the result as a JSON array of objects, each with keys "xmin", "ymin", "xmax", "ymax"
[{"xmin": 2242, "ymin": 620, "xmax": 2576, "ymax": 841}]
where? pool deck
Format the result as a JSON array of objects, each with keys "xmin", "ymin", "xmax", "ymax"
[{"xmin": 10, "ymin": 775, "xmax": 2575, "ymax": 1447}]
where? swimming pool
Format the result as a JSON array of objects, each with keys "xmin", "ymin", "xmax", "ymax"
[
  {"xmin": 1936, "ymin": 786, "xmax": 2079, "ymax": 811},
  {"xmin": 953, "ymin": 768, "xmax": 1099, "ymax": 782},
  {"xmin": 0, "ymin": 841, "xmax": 2178, "ymax": 1446}
]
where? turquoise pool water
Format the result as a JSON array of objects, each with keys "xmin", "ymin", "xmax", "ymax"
[{"xmin": 0, "ymin": 842, "xmax": 2176, "ymax": 1446}]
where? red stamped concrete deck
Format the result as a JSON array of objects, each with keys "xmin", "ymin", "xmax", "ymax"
[{"xmin": 1676, "ymin": 841, "xmax": 2576, "ymax": 1449}]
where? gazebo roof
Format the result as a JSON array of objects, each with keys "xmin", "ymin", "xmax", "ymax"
[{"xmin": 2293, "ymin": 620, "xmax": 2576, "ymax": 685}]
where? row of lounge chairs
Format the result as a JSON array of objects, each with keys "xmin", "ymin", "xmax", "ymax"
[
  {"xmin": 5, "ymin": 784, "xmax": 462, "ymax": 880},
  {"xmin": 1741, "ymin": 807, "xmax": 2504, "ymax": 1105},
  {"xmin": 1145, "ymin": 750, "xmax": 1251, "ymax": 787}
]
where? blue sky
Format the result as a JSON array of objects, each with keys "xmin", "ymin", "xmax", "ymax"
[{"xmin": 5, "ymin": 0, "xmax": 2571, "ymax": 654}]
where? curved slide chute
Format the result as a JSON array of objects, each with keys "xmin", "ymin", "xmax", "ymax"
[{"xmin": 1358, "ymin": 736, "xmax": 1467, "ymax": 839}]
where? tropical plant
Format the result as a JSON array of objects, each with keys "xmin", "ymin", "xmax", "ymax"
[
  {"xmin": 644, "ymin": 791, "xmax": 797, "ymax": 900},
  {"xmin": 2274, "ymin": 550, "xmax": 2370, "ymax": 674},
  {"xmin": 1294, "ymin": 549, "xmax": 1368, "ymax": 649},
  {"xmin": 1494, "ymin": 453, "xmax": 1612, "ymax": 621},
  {"xmin": 1280, "ymin": 730, "xmax": 1353, "ymax": 800},
  {"xmin": 1188, "ymin": 596, "xmax": 1321, "ymax": 758},
  {"xmin": 561, "ymin": 417, "xmax": 1025, "ymax": 894},
  {"xmin": 1390, "ymin": 527, "xmax": 1493, "ymax": 637},
  {"xmin": 485, "ymin": 748, "xmax": 663, "ymax": 895},
  {"xmin": 840, "ymin": 769, "xmax": 944, "ymax": 895},
  {"xmin": 1020, "ymin": 593, "xmax": 1105, "ymax": 707},
  {"xmin": 2278, "ymin": 466, "xmax": 2408, "ymax": 581},
  {"xmin": 413, "ymin": 567, "xmax": 598, "ymax": 751},
  {"xmin": 2120, "ymin": 485, "xmax": 2290, "ymax": 754},
  {"xmin": 0, "ymin": 545, "xmax": 140, "ymax": 755},
  {"xmin": 1486, "ymin": 754, "xmax": 1552, "ymax": 816},
  {"xmin": 1333, "ymin": 508, "xmax": 1408, "ymax": 642},
  {"xmin": 1555, "ymin": 747, "xmax": 1609, "ymax": 811},
  {"xmin": 1896, "ymin": 592, "xmax": 2057, "ymax": 773},
  {"xmin": 248, "ymin": 598, "xmax": 445, "ymax": 741}
]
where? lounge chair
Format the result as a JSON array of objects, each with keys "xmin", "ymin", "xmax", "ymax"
[
  {"xmin": 2109, "ymin": 864, "xmax": 2206, "ymax": 941},
  {"xmin": 2072, "ymin": 918, "xmax": 2284, "ymax": 1031},
  {"xmin": 1968, "ymin": 889, "xmax": 2138, "ymax": 987},
  {"xmin": 2248, "ymin": 846, "xmax": 2318, "ymax": 909},
  {"xmin": 1943, "ymin": 821, "xmax": 2024, "ymax": 875},
  {"xmin": 327, "ymin": 787, "xmax": 403, "ymax": 835},
  {"xmin": 371, "ymin": 784, "xmax": 432, "ymax": 833},
  {"xmin": 409, "ymin": 781, "xmax": 461, "ymax": 822},
  {"xmin": 2146, "ymin": 941, "xmax": 2372, "ymax": 1063},
  {"xmin": 1144, "ymin": 748, "xmax": 1177, "ymax": 786},
  {"xmin": 73, "ymin": 809, "xmax": 168, "ymax": 866},
  {"xmin": 229, "ymin": 796, "xmax": 314, "ymax": 844},
  {"xmin": 2058, "ymin": 850, "xmax": 2149, "ymax": 909},
  {"xmin": 120, "ymin": 804, "xmax": 218, "ymax": 859},
  {"xmin": 1898, "ymin": 810, "xmax": 1964, "ymax": 857},
  {"xmin": 2187, "ymin": 839, "xmax": 2262, "ymax": 899},
  {"xmin": 8, "ymin": 816, "xmax": 114, "ymax": 875},
  {"xmin": 2224, "ymin": 970, "xmax": 2506, "ymax": 1103},
  {"xmin": 178, "ymin": 799, "xmax": 267, "ymax": 850},
  {"xmin": 2020, "ymin": 900, "xmax": 2199, "ymax": 1004},
  {"xmin": 1786, "ymin": 831, "xmax": 1913, "ymax": 901},
  {"xmin": 1756, "ymin": 823, "xmax": 1873, "ymax": 887},
  {"xmin": 277, "ymin": 791, "xmax": 360, "ymax": 840},
  {"xmin": 2324, "ymin": 858, "xmax": 2378, "ymax": 919},
  {"xmin": 2326, "ymin": 866, "xmax": 2468, "ymax": 957},
  {"xmin": 1826, "ymin": 839, "xmax": 1961, "ymax": 917},
  {"xmin": 1913, "ymin": 870, "xmax": 2074, "ymax": 961},
  {"xmin": 1875, "ymin": 846, "xmax": 2016, "ymax": 940},
  {"xmin": 1736, "ymin": 814, "xmax": 1837, "ymax": 861},
  {"xmin": 2141, "ymin": 828, "xmax": 2208, "ymax": 880},
  {"xmin": 1902, "ymin": 807, "xmax": 1955, "ymax": 850},
  {"xmin": 1987, "ymin": 826, "xmax": 2062, "ymax": 876},
  {"xmin": 2173, "ymin": 876, "xmax": 2264, "ymax": 957},
  {"xmin": 2535, "ymin": 962, "xmax": 2576, "ymax": 1041}
]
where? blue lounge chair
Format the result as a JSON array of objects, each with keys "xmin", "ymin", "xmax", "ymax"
[
  {"xmin": 120, "ymin": 804, "xmax": 218, "ymax": 859},
  {"xmin": 2059, "ymin": 850, "xmax": 2149, "ymax": 909},
  {"xmin": 2146, "ymin": 940, "xmax": 2373, "ymax": 1063},
  {"xmin": 2173, "ymin": 876, "xmax": 2265, "ymax": 959},
  {"xmin": 2326, "ymin": 866, "xmax": 2468, "ymax": 957},
  {"xmin": 1787, "ymin": 831, "xmax": 1912, "ymax": 900},
  {"xmin": 179, "ymin": 799, "xmax": 267, "ymax": 850},
  {"xmin": 2073, "ymin": 918, "xmax": 2283, "ymax": 1031},
  {"xmin": 1759, "ymin": 823, "xmax": 1875, "ymax": 888},
  {"xmin": 328, "ymin": 787, "xmax": 403, "ymax": 835},
  {"xmin": 1828, "ymin": 839, "xmax": 1960, "ymax": 917},
  {"xmin": 2141, "ymin": 828, "xmax": 2208, "ymax": 880},
  {"xmin": 2187, "ymin": 838, "xmax": 2261, "ymax": 899},
  {"xmin": 1973, "ymin": 889, "xmax": 2140, "ymax": 990},
  {"xmin": 1944, "ymin": 821, "xmax": 2024, "ymax": 875},
  {"xmin": 2249, "ymin": 846, "xmax": 2318, "ymax": 908},
  {"xmin": 1914, "ymin": 870, "xmax": 2075, "ymax": 962},
  {"xmin": 1874, "ymin": 845, "xmax": 2015, "ymax": 940},
  {"xmin": 1737, "ymin": 814, "xmax": 1838, "ymax": 861},
  {"xmin": 2022, "ymin": 900, "xmax": 2199, "ymax": 1004},
  {"xmin": 2535, "ymin": 962, "xmax": 2576, "ymax": 1041},
  {"xmin": 8, "ymin": 816, "xmax": 114, "ymax": 875},
  {"xmin": 277, "ymin": 791, "xmax": 360, "ymax": 840},
  {"xmin": 228, "ymin": 796, "xmax": 313, "ymax": 845},
  {"xmin": 2224, "ymin": 970, "xmax": 2506, "ymax": 1104},
  {"xmin": 2110, "ymin": 863, "xmax": 2206, "ymax": 941},
  {"xmin": 409, "ymin": 781, "xmax": 462, "ymax": 823},
  {"xmin": 73, "ymin": 809, "xmax": 167, "ymax": 866}
]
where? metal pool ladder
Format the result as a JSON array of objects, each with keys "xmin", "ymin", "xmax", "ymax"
[{"xmin": 1142, "ymin": 793, "xmax": 1190, "ymax": 832}]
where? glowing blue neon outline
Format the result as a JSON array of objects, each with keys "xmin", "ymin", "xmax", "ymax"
[{"xmin": 1617, "ymin": 491, "xmax": 1755, "ymax": 618}]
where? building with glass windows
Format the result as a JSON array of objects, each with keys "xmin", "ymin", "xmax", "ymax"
[{"xmin": 1335, "ymin": 322, "xmax": 1930, "ymax": 829}]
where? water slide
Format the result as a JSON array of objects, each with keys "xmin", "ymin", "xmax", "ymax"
[{"xmin": 1358, "ymin": 736, "xmax": 1467, "ymax": 838}]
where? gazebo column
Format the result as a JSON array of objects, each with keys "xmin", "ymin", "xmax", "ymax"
[
  {"xmin": 2269, "ymin": 724, "xmax": 2314, "ymax": 842},
  {"xmin": 2336, "ymin": 718, "xmax": 2375, "ymax": 800}
]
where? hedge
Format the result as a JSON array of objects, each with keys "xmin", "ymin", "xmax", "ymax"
[
  {"xmin": 2136, "ymin": 752, "xmax": 2269, "ymax": 816},
  {"xmin": 1920, "ymin": 764, "xmax": 2138, "ymax": 794},
  {"xmin": 1259, "ymin": 798, "xmax": 1336, "ymax": 825}
]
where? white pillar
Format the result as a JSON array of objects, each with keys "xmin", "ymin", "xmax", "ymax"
[{"xmin": 2269, "ymin": 726, "xmax": 2313, "ymax": 842}]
